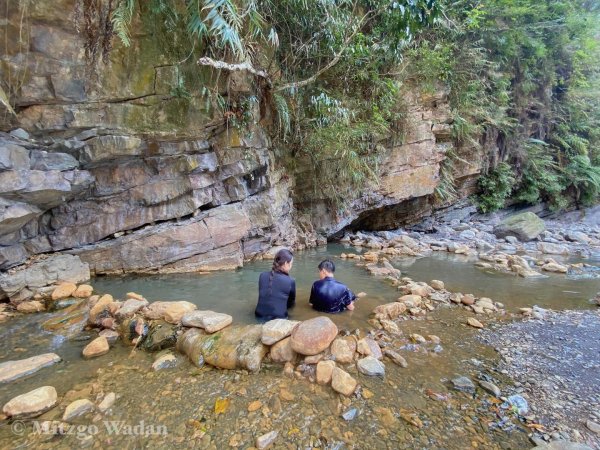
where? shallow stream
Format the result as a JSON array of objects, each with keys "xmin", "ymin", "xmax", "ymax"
[{"xmin": 0, "ymin": 244, "xmax": 598, "ymax": 449}]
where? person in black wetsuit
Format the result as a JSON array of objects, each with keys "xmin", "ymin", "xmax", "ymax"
[
  {"xmin": 255, "ymin": 249, "xmax": 296, "ymax": 321},
  {"xmin": 309, "ymin": 259, "xmax": 356, "ymax": 313}
]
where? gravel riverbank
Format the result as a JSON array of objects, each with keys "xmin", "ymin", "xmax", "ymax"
[{"xmin": 481, "ymin": 309, "xmax": 600, "ymax": 449}]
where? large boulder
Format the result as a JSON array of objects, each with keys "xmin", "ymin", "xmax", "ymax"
[
  {"xmin": 0, "ymin": 254, "xmax": 90, "ymax": 304},
  {"xmin": 290, "ymin": 317, "xmax": 338, "ymax": 356},
  {"xmin": 177, "ymin": 325, "xmax": 268, "ymax": 372},
  {"xmin": 493, "ymin": 212, "xmax": 545, "ymax": 242},
  {"xmin": 0, "ymin": 353, "xmax": 61, "ymax": 383},
  {"xmin": 3, "ymin": 386, "xmax": 58, "ymax": 418}
]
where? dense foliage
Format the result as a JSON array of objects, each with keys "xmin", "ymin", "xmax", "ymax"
[
  {"xmin": 101, "ymin": 0, "xmax": 599, "ymax": 211},
  {"xmin": 406, "ymin": 0, "xmax": 600, "ymax": 211}
]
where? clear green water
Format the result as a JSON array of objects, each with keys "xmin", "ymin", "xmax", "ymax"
[
  {"xmin": 92, "ymin": 244, "xmax": 600, "ymax": 323},
  {"xmin": 0, "ymin": 244, "xmax": 597, "ymax": 449}
]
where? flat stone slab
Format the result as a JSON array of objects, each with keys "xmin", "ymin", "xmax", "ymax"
[
  {"xmin": 181, "ymin": 310, "xmax": 233, "ymax": 333},
  {"xmin": 0, "ymin": 353, "xmax": 61, "ymax": 383},
  {"xmin": 261, "ymin": 319, "xmax": 299, "ymax": 345}
]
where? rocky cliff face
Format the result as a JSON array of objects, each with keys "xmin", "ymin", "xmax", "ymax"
[
  {"xmin": 0, "ymin": 1, "xmax": 489, "ymax": 286},
  {"xmin": 0, "ymin": 0, "xmax": 297, "ymax": 283},
  {"xmin": 293, "ymin": 89, "xmax": 488, "ymax": 235}
]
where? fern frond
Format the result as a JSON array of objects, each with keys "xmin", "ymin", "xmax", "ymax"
[{"xmin": 112, "ymin": 0, "xmax": 136, "ymax": 47}]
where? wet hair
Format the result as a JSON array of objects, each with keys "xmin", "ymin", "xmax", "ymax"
[
  {"xmin": 269, "ymin": 248, "xmax": 294, "ymax": 293},
  {"xmin": 318, "ymin": 259, "xmax": 335, "ymax": 274},
  {"xmin": 272, "ymin": 248, "xmax": 294, "ymax": 272}
]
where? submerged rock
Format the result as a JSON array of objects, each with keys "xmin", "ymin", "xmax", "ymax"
[
  {"xmin": 479, "ymin": 380, "xmax": 501, "ymax": 397},
  {"xmin": 98, "ymin": 393, "xmax": 116, "ymax": 412},
  {"xmin": 384, "ymin": 349, "xmax": 408, "ymax": 368},
  {"xmin": 531, "ymin": 443, "xmax": 594, "ymax": 450},
  {"xmin": 451, "ymin": 376, "xmax": 475, "ymax": 393},
  {"xmin": 467, "ymin": 317, "xmax": 484, "ymax": 329},
  {"xmin": 42, "ymin": 301, "xmax": 88, "ymax": 337},
  {"xmin": 256, "ymin": 430, "xmax": 278, "ymax": 449},
  {"xmin": 0, "ymin": 353, "xmax": 61, "ymax": 383},
  {"xmin": 342, "ymin": 408, "xmax": 358, "ymax": 421},
  {"xmin": 290, "ymin": 316, "xmax": 338, "ymax": 356},
  {"xmin": 62, "ymin": 399, "xmax": 95, "ymax": 422},
  {"xmin": 3, "ymin": 386, "xmax": 58, "ymax": 418},
  {"xmin": 178, "ymin": 325, "xmax": 268, "ymax": 372}
]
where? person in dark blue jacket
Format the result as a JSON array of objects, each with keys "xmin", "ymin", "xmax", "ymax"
[
  {"xmin": 255, "ymin": 249, "xmax": 296, "ymax": 321},
  {"xmin": 309, "ymin": 259, "xmax": 356, "ymax": 313}
]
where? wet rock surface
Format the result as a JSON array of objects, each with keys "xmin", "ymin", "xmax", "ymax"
[
  {"xmin": 2, "ymin": 386, "xmax": 57, "ymax": 418},
  {"xmin": 0, "ymin": 353, "xmax": 61, "ymax": 383}
]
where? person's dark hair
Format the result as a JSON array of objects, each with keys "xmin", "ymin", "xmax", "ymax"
[
  {"xmin": 318, "ymin": 259, "xmax": 335, "ymax": 274},
  {"xmin": 269, "ymin": 249, "xmax": 294, "ymax": 293}
]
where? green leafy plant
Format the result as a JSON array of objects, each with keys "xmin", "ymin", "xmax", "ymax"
[{"xmin": 477, "ymin": 162, "xmax": 516, "ymax": 213}]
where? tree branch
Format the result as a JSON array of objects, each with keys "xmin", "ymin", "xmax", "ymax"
[
  {"xmin": 274, "ymin": 10, "xmax": 373, "ymax": 92},
  {"xmin": 197, "ymin": 57, "xmax": 272, "ymax": 85}
]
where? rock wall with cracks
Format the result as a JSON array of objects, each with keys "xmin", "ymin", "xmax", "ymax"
[
  {"xmin": 0, "ymin": 1, "xmax": 491, "ymax": 295},
  {"xmin": 0, "ymin": 0, "xmax": 298, "ymax": 286}
]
